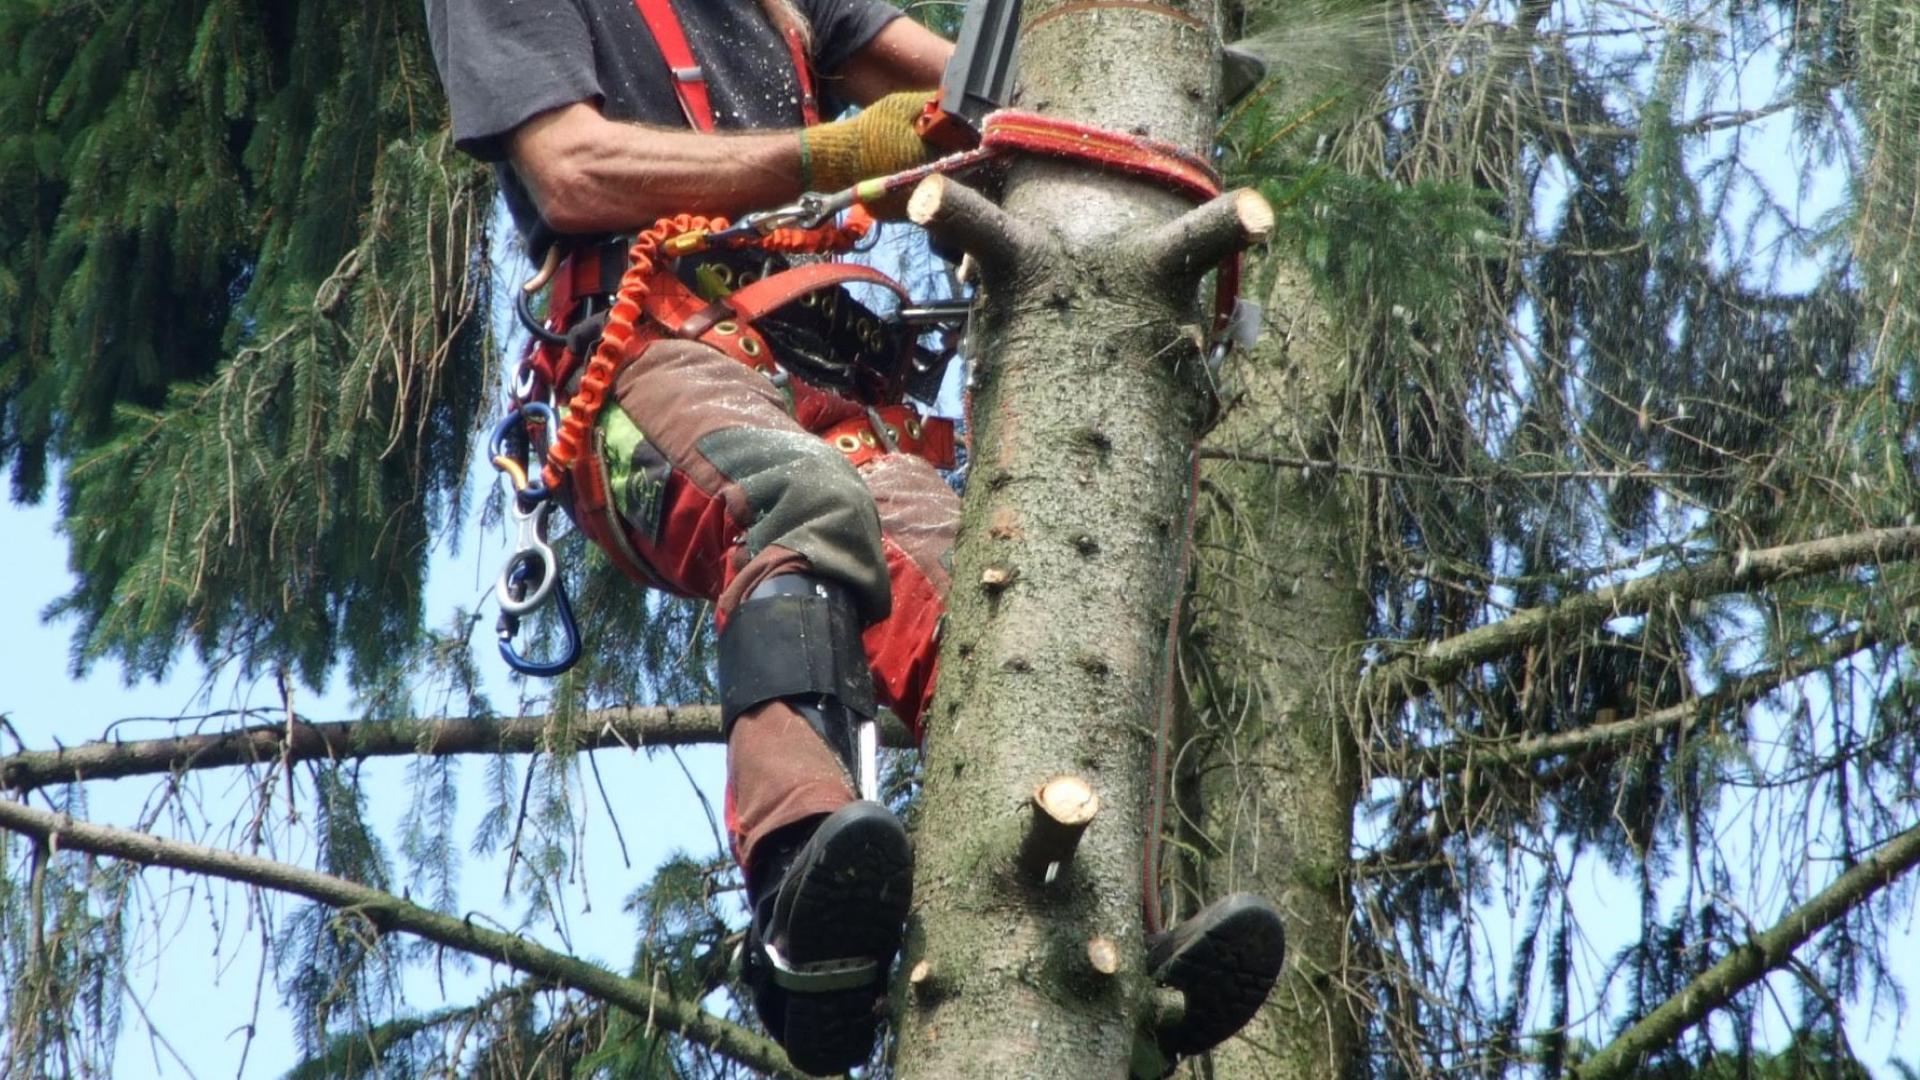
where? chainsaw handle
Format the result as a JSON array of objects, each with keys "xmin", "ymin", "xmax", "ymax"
[{"xmin": 914, "ymin": 98, "xmax": 981, "ymax": 153}]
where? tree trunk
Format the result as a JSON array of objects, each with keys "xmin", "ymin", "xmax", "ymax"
[
  {"xmin": 1178, "ymin": 252, "xmax": 1368, "ymax": 1079},
  {"xmin": 892, "ymin": 0, "xmax": 1235, "ymax": 1075},
  {"xmin": 1171, "ymin": 7, "xmax": 1390, "ymax": 1072}
]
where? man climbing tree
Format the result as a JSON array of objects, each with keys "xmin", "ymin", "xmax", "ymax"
[{"xmin": 424, "ymin": 0, "xmax": 1282, "ymax": 1071}]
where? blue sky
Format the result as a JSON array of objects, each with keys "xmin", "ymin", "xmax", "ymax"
[{"xmin": 0, "ymin": 490, "xmax": 730, "ymax": 1077}]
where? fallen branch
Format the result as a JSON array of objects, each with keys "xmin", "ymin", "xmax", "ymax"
[
  {"xmin": 1390, "ymin": 628, "xmax": 1882, "ymax": 778},
  {"xmin": 1571, "ymin": 818, "xmax": 1920, "ymax": 1080},
  {"xmin": 0, "ymin": 797, "xmax": 804, "ymax": 1079},
  {"xmin": 0, "ymin": 706, "xmax": 915, "ymax": 792},
  {"xmin": 1361, "ymin": 525, "xmax": 1920, "ymax": 713}
]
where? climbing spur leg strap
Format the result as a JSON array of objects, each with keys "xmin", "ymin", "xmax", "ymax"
[{"xmin": 719, "ymin": 574, "xmax": 880, "ymax": 801}]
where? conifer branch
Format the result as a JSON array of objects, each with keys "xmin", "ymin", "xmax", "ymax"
[
  {"xmin": 0, "ymin": 797, "xmax": 806, "ymax": 1080},
  {"xmin": 0, "ymin": 706, "xmax": 720, "ymax": 792},
  {"xmin": 1390, "ymin": 627, "xmax": 1882, "ymax": 778},
  {"xmin": 1360, "ymin": 525, "xmax": 1920, "ymax": 712},
  {"xmin": 0, "ymin": 707, "xmax": 916, "ymax": 792},
  {"xmin": 1570, "ymin": 818, "xmax": 1920, "ymax": 1080}
]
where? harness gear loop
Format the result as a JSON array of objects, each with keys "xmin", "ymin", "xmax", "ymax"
[{"xmin": 538, "ymin": 213, "xmax": 874, "ymax": 493}]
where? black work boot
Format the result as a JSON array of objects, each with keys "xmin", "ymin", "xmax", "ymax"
[
  {"xmin": 743, "ymin": 800, "xmax": 913, "ymax": 1076},
  {"xmin": 1134, "ymin": 893, "xmax": 1286, "ymax": 1077}
]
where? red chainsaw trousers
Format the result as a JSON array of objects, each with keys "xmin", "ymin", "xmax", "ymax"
[{"xmin": 579, "ymin": 337, "xmax": 955, "ymax": 868}]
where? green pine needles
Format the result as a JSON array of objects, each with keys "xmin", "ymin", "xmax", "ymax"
[{"xmin": 0, "ymin": 0, "xmax": 495, "ymax": 688}]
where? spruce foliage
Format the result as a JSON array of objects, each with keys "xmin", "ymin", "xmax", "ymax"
[
  {"xmin": 2, "ymin": 0, "xmax": 1920, "ymax": 1076},
  {"xmin": 1187, "ymin": 0, "xmax": 1920, "ymax": 1074},
  {"xmin": 0, "ymin": 0, "xmax": 494, "ymax": 687}
]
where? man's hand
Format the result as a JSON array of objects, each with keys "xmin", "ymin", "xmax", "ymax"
[{"xmin": 798, "ymin": 91, "xmax": 940, "ymax": 193}]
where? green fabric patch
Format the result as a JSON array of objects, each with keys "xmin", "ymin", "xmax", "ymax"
[
  {"xmin": 600, "ymin": 407, "xmax": 671, "ymax": 543},
  {"xmin": 695, "ymin": 426, "xmax": 891, "ymax": 621}
]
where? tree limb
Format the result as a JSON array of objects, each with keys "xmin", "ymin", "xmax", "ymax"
[
  {"xmin": 1, "ymin": 706, "xmax": 714, "ymax": 792},
  {"xmin": 907, "ymin": 173, "xmax": 1043, "ymax": 284},
  {"xmin": 1570, "ymin": 818, "xmax": 1920, "ymax": 1080},
  {"xmin": 1390, "ymin": 628, "xmax": 1883, "ymax": 778},
  {"xmin": 1360, "ymin": 525, "xmax": 1920, "ymax": 712},
  {"xmin": 0, "ymin": 706, "xmax": 916, "ymax": 792},
  {"xmin": 0, "ymin": 796, "xmax": 805, "ymax": 1079},
  {"xmin": 1137, "ymin": 188, "xmax": 1274, "ymax": 282}
]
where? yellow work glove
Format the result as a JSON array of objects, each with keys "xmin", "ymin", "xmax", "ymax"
[{"xmin": 798, "ymin": 90, "xmax": 939, "ymax": 193}]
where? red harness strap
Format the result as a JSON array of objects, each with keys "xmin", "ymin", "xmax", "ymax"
[
  {"xmin": 822, "ymin": 406, "xmax": 957, "ymax": 470},
  {"xmin": 631, "ymin": 0, "xmax": 821, "ymax": 129},
  {"xmin": 632, "ymin": 0, "xmax": 715, "ymax": 131}
]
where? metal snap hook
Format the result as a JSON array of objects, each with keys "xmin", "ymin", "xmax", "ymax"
[{"xmin": 497, "ymin": 500, "xmax": 560, "ymax": 617}]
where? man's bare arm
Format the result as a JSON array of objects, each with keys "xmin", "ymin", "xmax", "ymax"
[
  {"xmin": 507, "ymin": 17, "xmax": 954, "ymax": 236},
  {"xmin": 508, "ymin": 108, "xmax": 806, "ymax": 234},
  {"xmin": 832, "ymin": 17, "xmax": 953, "ymax": 105}
]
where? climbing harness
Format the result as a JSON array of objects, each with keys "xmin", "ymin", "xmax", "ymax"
[{"xmin": 488, "ymin": 0, "xmax": 1252, "ymax": 680}]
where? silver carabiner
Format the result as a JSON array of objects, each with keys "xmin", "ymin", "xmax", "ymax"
[{"xmin": 497, "ymin": 500, "xmax": 559, "ymax": 617}]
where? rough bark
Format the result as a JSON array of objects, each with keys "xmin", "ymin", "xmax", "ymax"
[
  {"xmin": 1178, "ymin": 254, "xmax": 1369, "ymax": 1079},
  {"xmin": 891, "ymin": 1, "xmax": 1235, "ymax": 1073},
  {"xmin": 1167, "ymin": 3, "xmax": 1393, "ymax": 1071}
]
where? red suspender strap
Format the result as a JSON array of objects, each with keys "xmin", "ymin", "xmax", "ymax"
[
  {"xmin": 633, "ymin": 0, "xmax": 715, "ymax": 132},
  {"xmin": 633, "ymin": 0, "xmax": 820, "ymax": 131},
  {"xmin": 786, "ymin": 29, "xmax": 820, "ymax": 126}
]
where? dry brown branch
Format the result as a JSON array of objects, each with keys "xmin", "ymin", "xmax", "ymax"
[
  {"xmin": 0, "ymin": 707, "xmax": 913, "ymax": 793},
  {"xmin": 0, "ymin": 796, "xmax": 805, "ymax": 1079}
]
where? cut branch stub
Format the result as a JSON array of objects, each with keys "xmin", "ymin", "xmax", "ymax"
[
  {"xmin": 1086, "ymin": 936, "xmax": 1121, "ymax": 976},
  {"xmin": 907, "ymin": 173, "xmax": 1043, "ymax": 285},
  {"xmin": 1019, "ymin": 774, "xmax": 1101, "ymax": 883},
  {"xmin": 1138, "ymin": 188, "xmax": 1275, "ymax": 284},
  {"xmin": 1146, "ymin": 986, "xmax": 1186, "ymax": 1031}
]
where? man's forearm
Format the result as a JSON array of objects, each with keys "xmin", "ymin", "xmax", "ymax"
[
  {"xmin": 511, "ymin": 105, "xmax": 805, "ymax": 235},
  {"xmin": 507, "ymin": 18, "xmax": 952, "ymax": 237}
]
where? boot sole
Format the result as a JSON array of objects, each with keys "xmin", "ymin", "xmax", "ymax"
[
  {"xmin": 1151, "ymin": 893, "xmax": 1286, "ymax": 1057},
  {"xmin": 774, "ymin": 802, "xmax": 913, "ymax": 1075}
]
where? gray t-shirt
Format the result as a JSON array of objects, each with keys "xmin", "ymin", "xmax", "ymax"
[{"xmin": 426, "ymin": 0, "xmax": 902, "ymax": 244}]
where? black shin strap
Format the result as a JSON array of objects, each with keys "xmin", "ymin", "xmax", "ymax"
[{"xmin": 719, "ymin": 577, "xmax": 876, "ymax": 732}]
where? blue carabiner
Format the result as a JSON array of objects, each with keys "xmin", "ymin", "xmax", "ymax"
[
  {"xmin": 489, "ymin": 401, "xmax": 560, "ymax": 504},
  {"xmin": 497, "ymin": 560, "xmax": 582, "ymax": 678}
]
